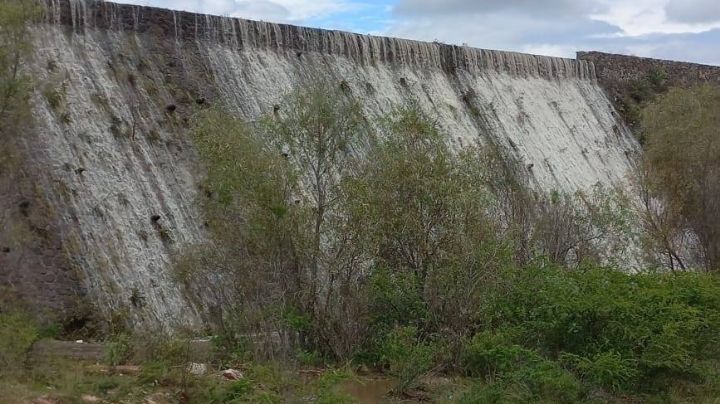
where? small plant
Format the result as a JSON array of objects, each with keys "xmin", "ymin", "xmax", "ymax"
[
  {"xmin": 138, "ymin": 360, "xmax": 170, "ymax": 385},
  {"xmin": 105, "ymin": 333, "xmax": 132, "ymax": 366},
  {"xmin": 295, "ymin": 349, "xmax": 323, "ymax": 367},
  {"xmin": 313, "ymin": 368, "xmax": 355, "ymax": 404},
  {"xmin": 561, "ymin": 351, "xmax": 639, "ymax": 392},
  {"xmin": 379, "ymin": 326, "xmax": 436, "ymax": 394},
  {"xmin": 461, "ymin": 330, "xmax": 535, "ymax": 377},
  {"xmin": 43, "ymin": 84, "xmax": 64, "ymax": 111},
  {"xmin": 158, "ymin": 227, "xmax": 173, "ymax": 244},
  {"xmin": 0, "ymin": 310, "xmax": 38, "ymax": 373}
]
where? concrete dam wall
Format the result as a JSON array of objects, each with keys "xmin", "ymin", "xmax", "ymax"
[{"xmin": 2, "ymin": 0, "xmax": 641, "ymax": 331}]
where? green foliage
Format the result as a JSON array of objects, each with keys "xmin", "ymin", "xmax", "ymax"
[
  {"xmin": 0, "ymin": 0, "xmax": 39, "ymax": 121},
  {"xmin": 191, "ymin": 107, "xmax": 293, "ymax": 228},
  {"xmin": 486, "ymin": 265, "xmax": 720, "ymax": 390},
  {"xmin": 0, "ymin": 310, "xmax": 38, "ymax": 373},
  {"xmin": 561, "ymin": 351, "xmax": 638, "ymax": 392},
  {"xmin": 211, "ymin": 333, "xmax": 251, "ymax": 366},
  {"xmin": 348, "ymin": 107, "xmax": 509, "ymax": 343},
  {"xmin": 460, "ymin": 361, "xmax": 583, "ymax": 404},
  {"xmin": 366, "ymin": 268, "xmax": 426, "ymax": 336},
  {"xmin": 179, "ymin": 83, "xmax": 720, "ymax": 403},
  {"xmin": 213, "ymin": 378, "xmax": 254, "ymax": 402},
  {"xmin": 312, "ymin": 368, "xmax": 355, "ymax": 404},
  {"xmin": 42, "ymin": 83, "xmax": 65, "ymax": 111},
  {"xmin": 138, "ymin": 360, "xmax": 171, "ymax": 385},
  {"xmin": 461, "ymin": 329, "xmax": 535, "ymax": 377},
  {"xmin": 378, "ymin": 326, "xmax": 436, "ymax": 393},
  {"xmin": 614, "ymin": 66, "xmax": 669, "ymax": 131},
  {"xmin": 642, "ymin": 84, "xmax": 720, "ymax": 271},
  {"xmin": 295, "ymin": 349, "xmax": 324, "ymax": 367},
  {"xmin": 183, "ymin": 106, "xmax": 302, "ymax": 359},
  {"xmin": 0, "ymin": 0, "xmax": 41, "ymax": 234},
  {"xmin": 105, "ymin": 333, "xmax": 132, "ymax": 366}
]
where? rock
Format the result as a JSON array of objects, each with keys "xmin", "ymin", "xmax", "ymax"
[
  {"xmin": 187, "ymin": 362, "xmax": 207, "ymax": 376},
  {"xmin": 81, "ymin": 395, "xmax": 101, "ymax": 403},
  {"xmin": 114, "ymin": 365, "xmax": 141, "ymax": 374},
  {"xmin": 88, "ymin": 364, "xmax": 142, "ymax": 374},
  {"xmin": 144, "ymin": 393, "xmax": 173, "ymax": 404},
  {"xmin": 33, "ymin": 396, "xmax": 58, "ymax": 404},
  {"xmin": 221, "ymin": 368, "xmax": 243, "ymax": 380}
]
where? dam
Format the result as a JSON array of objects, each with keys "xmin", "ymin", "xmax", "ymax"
[{"xmin": 2, "ymin": 0, "xmax": 649, "ymax": 330}]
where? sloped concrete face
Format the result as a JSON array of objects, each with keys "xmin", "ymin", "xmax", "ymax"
[{"xmin": 9, "ymin": 0, "xmax": 639, "ymax": 331}]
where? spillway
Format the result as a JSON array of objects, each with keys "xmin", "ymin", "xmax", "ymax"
[{"xmin": 2, "ymin": 0, "xmax": 639, "ymax": 330}]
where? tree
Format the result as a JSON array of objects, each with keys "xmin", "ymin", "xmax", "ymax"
[
  {"xmin": 261, "ymin": 81, "xmax": 370, "ymax": 356},
  {"xmin": 0, "ymin": 0, "xmax": 38, "ymax": 133},
  {"xmin": 185, "ymin": 82, "xmax": 372, "ymax": 359},
  {"xmin": 641, "ymin": 85, "xmax": 720, "ymax": 271},
  {"xmin": 181, "ymin": 107, "xmax": 301, "ymax": 358},
  {"xmin": 0, "ymin": 0, "xmax": 40, "ymax": 257},
  {"xmin": 345, "ymin": 106, "xmax": 508, "ymax": 339}
]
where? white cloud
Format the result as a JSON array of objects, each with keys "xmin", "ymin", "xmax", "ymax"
[
  {"xmin": 522, "ymin": 44, "xmax": 578, "ymax": 58},
  {"xmin": 394, "ymin": 0, "xmax": 604, "ymax": 17},
  {"xmin": 666, "ymin": 0, "xmax": 720, "ymax": 24},
  {"xmin": 113, "ymin": 0, "xmax": 720, "ymax": 65},
  {"xmin": 116, "ymin": 0, "xmax": 355, "ymax": 22},
  {"xmin": 590, "ymin": 0, "xmax": 720, "ymax": 36}
]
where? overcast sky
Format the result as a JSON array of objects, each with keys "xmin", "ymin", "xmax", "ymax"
[{"xmin": 117, "ymin": 0, "xmax": 720, "ymax": 65}]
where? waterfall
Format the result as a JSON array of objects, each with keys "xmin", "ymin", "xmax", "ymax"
[
  {"xmin": 24, "ymin": 0, "xmax": 637, "ymax": 330},
  {"xmin": 42, "ymin": 0, "xmax": 595, "ymax": 80}
]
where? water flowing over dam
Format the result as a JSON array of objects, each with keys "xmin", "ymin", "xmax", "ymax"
[{"xmin": 3, "ymin": 0, "xmax": 641, "ymax": 330}]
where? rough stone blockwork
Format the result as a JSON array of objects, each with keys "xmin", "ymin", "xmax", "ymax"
[
  {"xmin": 578, "ymin": 51, "xmax": 720, "ymax": 103},
  {"xmin": 3, "ymin": 0, "xmax": 646, "ymax": 331}
]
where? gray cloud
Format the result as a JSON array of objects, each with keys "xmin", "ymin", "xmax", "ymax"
[
  {"xmin": 394, "ymin": 0, "xmax": 605, "ymax": 17},
  {"xmin": 386, "ymin": 1, "xmax": 719, "ymax": 66},
  {"xmin": 230, "ymin": 1, "xmax": 290, "ymax": 21},
  {"xmin": 665, "ymin": 0, "xmax": 720, "ymax": 24}
]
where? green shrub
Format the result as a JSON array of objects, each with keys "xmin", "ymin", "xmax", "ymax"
[
  {"xmin": 105, "ymin": 333, "xmax": 132, "ymax": 366},
  {"xmin": 313, "ymin": 368, "xmax": 355, "ymax": 404},
  {"xmin": 378, "ymin": 326, "xmax": 436, "ymax": 393},
  {"xmin": 355, "ymin": 268, "xmax": 426, "ymax": 365},
  {"xmin": 561, "ymin": 351, "xmax": 639, "ymax": 391},
  {"xmin": 219, "ymin": 378, "xmax": 254, "ymax": 401},
  {"xmin": 43, "ymin": 84, "xmax": 64, "ymax": 111},
  {"xmin": 462, "ymin": 330, "xmax": 538, "ymax": 377},
  {"xmin": 513, "ymin": 361, "xmax": 583, "ymax": 403},
  {"xmin": 460, "ymin": 360, "xmax": 583, "ymax": 404},
  {"xmin": 485, "ymin": 265, "xmax": 720, "ymax": 393},
  {"xmin": 211, "ymin": 333, "xmax": 251, "ymax": 366},
  {"xmin": 0, "ymin": 310, "xmax": 38, "ymax": 373},
  {"xmin": 138, "ymin": 361, "xmax": 170, "ymax": 385},
  {"xmin": 295, "ymin": 349, "xmax": 324, "ymax": 367},
  {"xmin": 135, "ymin": 336, "xmax": 190, "ymax": 365}
]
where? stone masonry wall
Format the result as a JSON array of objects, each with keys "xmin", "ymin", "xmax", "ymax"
[{"xmin": 577, "ymin": 51, "xmax": 720, "ymax": 129}]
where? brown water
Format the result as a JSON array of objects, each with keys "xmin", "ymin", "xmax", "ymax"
[{"xmin": 340, "ymin": 378, "xmax": 397, "ymax": 403}]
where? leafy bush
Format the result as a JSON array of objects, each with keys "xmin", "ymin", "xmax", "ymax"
[
  {"xmin": 378, "ymin": 326, "xmax": 436, "ymax": 393},
  {"xmin": 362, "ymin": 268, "xmax": 426, "ymax": 357},
  {"xmin": 461, "ymin": 329, "xmax": 537, "ymax": 377},
  {"xmin": 483, "ymin": 265, "xmax": 720, "ymax": 393},
  {"xmin": 138, "ymin": 361, "xmax": 171, "ymax": 385},
  {"xmin": 313, "ymin": 368, "xmax": 355, "ymax": 404},
  {"xmin": 561, "ymin": 351, "xmax": 638, "ymax": 391},
  {"xmin": 105, "ymin": 333, "xmax": 132, "ymax": 366},
  {"xmin": 216, "ymin": 378, "xmax": 254, "ymax": 402},
  {"xmin": 460, "ymin": 360, "xmax": 583, "ymax": 404}
]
